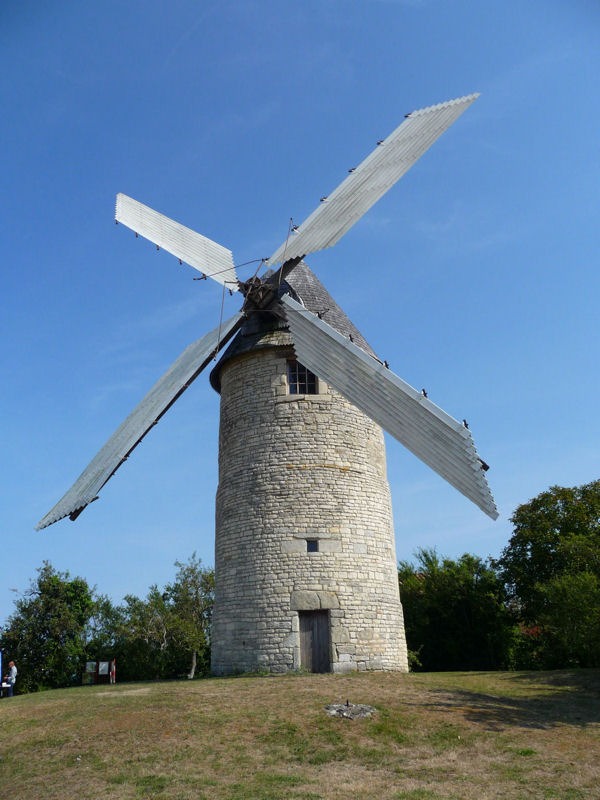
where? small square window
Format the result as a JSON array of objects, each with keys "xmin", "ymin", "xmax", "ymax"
[
  {"xmin": 306, "ymin": 539, "xmax": 319, "ymax": 553},
  {"xmin": 287, "ymin": 360, "xmax": 318, "ymax": 395}
]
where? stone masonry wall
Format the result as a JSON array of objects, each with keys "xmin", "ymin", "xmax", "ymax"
[{"xmin": 211, "ymin": 332, "xmax": 408, "ymax": 674}]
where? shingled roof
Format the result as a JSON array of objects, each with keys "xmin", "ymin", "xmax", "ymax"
[{"xmin": 209, "ymin": 261, "xmax": 377, "ymax": 392}]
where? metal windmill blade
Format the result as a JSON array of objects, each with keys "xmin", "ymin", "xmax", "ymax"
[
  {"xmin": 266, "ymin": 94, "xmax": 479, "ymax": 266},
  {"xmin": 115, "ymin": 194, "xmax": 239, "ymax": 289},
  {"xmin": 35, "ymin": 312, "xmax": 243, "ymax": 530},
  {"xmin": 281, "ymin": 293, "xmax": 498, "ymax": 519},
  {"xmin": 38, "ymin": 93, "xmax": 496, "ymax": 532}
]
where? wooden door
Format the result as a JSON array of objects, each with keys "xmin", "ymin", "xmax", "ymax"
[{"xmin": 299, "ymin": 611, "xmax": 330, "ymax": 673}]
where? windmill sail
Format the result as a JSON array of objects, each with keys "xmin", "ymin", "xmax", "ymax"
[
  {"xmin": 36, "ymin": 311, "xmax": 244, "ymax": 530},
  {"xmin": 267, "ymin": 94, "xmax": 479, "ymax": 267},
  {"xmin": 281, "ymin": 294, "xmax": 498, "ymax": 520},
  {"xmin": 38, "ymin": 94, "xmax": 495, "ymax": 534},
  {"xmin": 115, "ymin": 194, "xmax": 239, "ymax": 289}
]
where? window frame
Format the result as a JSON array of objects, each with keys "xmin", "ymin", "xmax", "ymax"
[{"xmin": 287, "ymin": 360, "xmax": 319, "ymax": 395}]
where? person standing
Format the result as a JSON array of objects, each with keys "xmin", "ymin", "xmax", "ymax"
[
  {"xmin": 109, "ymin": 658, "xmax": 116, "ymax": 685},
  {"xmin": 5, "ymin": 661, "xmax": 17, "ymax": 697}
]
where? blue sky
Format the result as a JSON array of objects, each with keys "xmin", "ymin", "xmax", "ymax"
[{"xmin": 2, "ymin": 1, "xmax": 599, "ymax": 624}]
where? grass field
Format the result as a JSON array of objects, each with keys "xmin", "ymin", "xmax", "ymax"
[{"xmin": 1, "ymin": 669, "xmax": 599, "ymax": 800}]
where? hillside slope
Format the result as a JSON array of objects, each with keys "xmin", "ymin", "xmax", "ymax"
[{"xmin": 1, "ymin": 670, "xmax": 599, "ymax": 799}]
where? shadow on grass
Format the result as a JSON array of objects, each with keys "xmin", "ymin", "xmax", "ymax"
[{"xmin": 416, "ymin": 670, "xmax": 600, "ymax": 731}]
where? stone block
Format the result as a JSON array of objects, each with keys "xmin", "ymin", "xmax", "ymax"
[
  {"xmin": 281, "ymin": 539, "xmax": 307, "ymax": 554},
  {"xmin": 290, "ymin": 590, "xmax": 320, "ymax": 610},
  {"xmin": 318, "ymin": 591, "xmax": 340, "ymax": 609},
  {"xmin": 319, "ymin": 539, "xmax": 342, "ymax": 553},
  {"xmin": 333, "ymin": 661, "xmax": 357, "ymax": 674},
  {"xmin": 331, "ymin": 625, "xmax": 349, "ymax": 644}
]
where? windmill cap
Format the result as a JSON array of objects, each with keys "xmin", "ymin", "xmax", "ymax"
[{"xmin": 209, "ymin": 261, "xmax": 377, "ymax": 393}]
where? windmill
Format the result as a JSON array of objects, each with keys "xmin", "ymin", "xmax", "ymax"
[{"xmin": 37, "ymin": 94, "xmax": 497, "ymax": 675}]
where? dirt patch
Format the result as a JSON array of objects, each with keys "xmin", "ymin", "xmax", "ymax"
[{"xmin": 95, "ymin": 687, "xmax": 152, "ymax": 697}]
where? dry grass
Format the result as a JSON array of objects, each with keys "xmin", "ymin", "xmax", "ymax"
[{"xmin": 1, "ymin": 670, "xmax": 599, "ymax": 799}]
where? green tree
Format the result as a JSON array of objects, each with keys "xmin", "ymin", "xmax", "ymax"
[
  {"xmin": 494, "ymin": 480, "xmax": 600, "ymax": 668},
  {"xmin": 0, "ymin": 562, "xmax": 94, "ymax": 692},
  {"xmin": 85, "ymin": 594, "xmax": 126, "ymax": 659},
  {"xmin": 1, "ymin": 555, "xmax": 215, "ymax": 690},
  {"xmin": 112, "ymin": 555, "xmax": 214, "ymax": 681},
  {"xmin": 119, "ymin": 587, "xmax": 173, "ymax": 680},
  {"xmin": 399, "ymin": 549, "xmax": 513, "ymax": 671},
  {"xmin": 538, "ymin": 570, "xmax": 600, "ymax": 667},
  {"xmin": 165, "ymin": 554, "xmax": 214, "ymax": 679},
  {"xmin": 494, "ymin": 480, "xmax": 600, "ymax": 622}
]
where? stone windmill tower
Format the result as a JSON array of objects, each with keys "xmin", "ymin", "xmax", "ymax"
[
  {"xmin": 37, "ymin": 95, "xmax": 498, "ymax": 675},
  {"xmin": 209, "ymin": 263, "xmax": 407, "ymax": 673}
]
